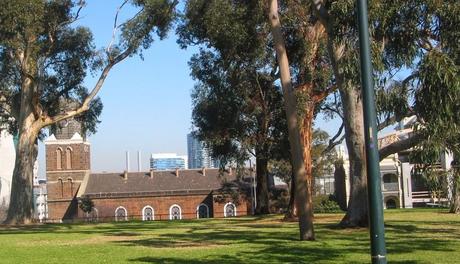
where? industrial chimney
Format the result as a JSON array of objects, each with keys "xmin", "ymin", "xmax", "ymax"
[
  {"xmin": 137, "ymin": 150, "xmax": 142, "ymax": 172},
  {"xmin": 125, "ymin": 151, "xmax": 130, "ymax": 172}
]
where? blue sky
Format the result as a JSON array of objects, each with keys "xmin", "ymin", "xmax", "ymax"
[{"xmin": 38, "ymin": 1, "xmax": 341, "ymax": 177}]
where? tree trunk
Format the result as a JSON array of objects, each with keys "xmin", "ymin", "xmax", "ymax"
[
  {"xmin": 299, "ymin": 104, "xmax": 315, "ymax": 224},
  {"xmin": 255, "ymin": 154, "xmax": 270, "ymax": 214},
  {"xmin": 450, "ymin": 169, "xmax": 460, "ymax": 214},
  {"xmin": 339, "ymin": 87, "xmax": 369, "ymax": 227},
  {"xmin": 269, "ymin": 0, "xmax": 314, "ymax": 240},
  {"xmin": 4, "ymin": 69, "xmax": 42, "ymax": 225},
  {"xmin": 284, "ymin": 171, "xmax": 297, "ymax": 220},
  {"xmin": 334, "ymin": 162, "xmax": 347, "ymax": 211},
  {"xmin": 4, "ymin": 99, "xmax": 40, "ymax": 224}
]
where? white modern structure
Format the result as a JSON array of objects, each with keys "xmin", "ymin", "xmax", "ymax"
[
  {"xmin": 33, "ymin": 182, "xmax": 48, "ymax": 222},
  {"xmin": 0, "ymin": 129, "xmax": 16, "ymax": 219}
]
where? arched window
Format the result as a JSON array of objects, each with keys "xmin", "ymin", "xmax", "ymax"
[
  {"xmin": 224, "ymin": 202, "xmax": 237, "ymax": 217},
  {"xmin": 142, "ymin": 206, "xmax": 154, "ymax": 221},
  {"xmin": 56, "ymin": 148, "xmax": 63, "ymax": 170},
  {"xmin": 58, "ymin": 178, "xmax": 64, "ymax": 198},
  {"xmin": 196, "ymin": 203, "xmax": 209, "ymax": 219},
  {"xmin": 65, "ymin": 147, "xmax": 73, "ymax": 170},
  {"xmin": 169, "ymin": 204, "xmax": 182, "ymax": 220},
  {"xmin": 67, "ymin": 178, "xmax": 73, "ymax": 197},
  {"xmin": 115, "ymin": 206, "xmax": 128, "ymax": 221}
]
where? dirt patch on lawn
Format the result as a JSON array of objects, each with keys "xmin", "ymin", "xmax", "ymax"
[{"xmin": 16, "ymin": 234, "xmax": 140, "ymax": 247}]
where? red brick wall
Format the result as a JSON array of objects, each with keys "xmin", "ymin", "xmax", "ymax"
[
  {"xmin": 82, "ymin": 193, "xmax": 249, "ymax": 221},
  {"xmin": 46, "ymin": 143, "xmax": 90, "ymax": 171},
  {"xmin": 47, "ymin": 200, "xmax": 78, "ymax": 222},
  {"xmin": 46, "ymin": 173, "xmax": 87, "ymax": 221},
  {"xmin": 212, "ymin": 195, "xmax": 249, "ymax": 218}
]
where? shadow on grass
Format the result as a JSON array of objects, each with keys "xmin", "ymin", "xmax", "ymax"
[
  {"xmin": 128, "ymin": 243, "xmax": 345, "ymax": 263},
  {"xmin": 1, "ymin": 213, "xmax": 458, "ymax": 263}
]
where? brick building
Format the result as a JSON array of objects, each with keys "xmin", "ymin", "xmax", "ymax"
[{"xmin": 45, "ymin": 120, "xmax": 251, "ymax": 222}]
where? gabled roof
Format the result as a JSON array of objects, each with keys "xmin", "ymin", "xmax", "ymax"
[{"xmin": 81, "ymin": 169, "xmax": 246, "ymax": 198}]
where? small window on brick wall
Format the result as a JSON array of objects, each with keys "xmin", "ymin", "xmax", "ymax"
[
  {"xmin": 56, "ymin": 148, "xmax": 63, "ymax": 170},
  {"xmin": 68, "ymin": 178, "xmax": 73, "ymax": 197},
  {"xmin": 66, "ymin": 147, "xmax": 73, "ymax": 170},
  {"xmin": 58, "ymin": 178, "xmax": 64, "ymax": 198}
]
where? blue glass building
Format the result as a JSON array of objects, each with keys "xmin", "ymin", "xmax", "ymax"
[
  {"xmin": 149, "ymin": 153, "xmax": 187, "ymax": 170},
  {"xmin": 187, "ymin": 133, "xmax": 219, "ymax": 169}
]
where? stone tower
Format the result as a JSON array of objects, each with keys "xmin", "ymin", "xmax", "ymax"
[{"xmin": 45, "ymin": 118, "xmax": 90, "ymax": 222}]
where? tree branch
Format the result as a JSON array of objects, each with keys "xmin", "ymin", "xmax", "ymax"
[
  {"xmin": 107, "ymin": 0, "xmax": 130, "ymax": 55},
  {"xmin": 377, "ymin": 108, "xmax": 416, "ymax": 131},
  {"xmin": 322, "ymin": 123, "xmax": 345, "ymax": 155},
  {"xmin": 401, "ymin": 72, "xmax": 418, "ymax": 87},
  {"xmin": 313, "ymin": 84, "xmax": 337, "ymax": 103},
  {"xmin": 378, "ymin": 132, "xmax": 425, "ymax": 161},
  {"xmin": 320, "ymin": 103, "xmax": 343, "ymax": 119},
  {"xmin": 43, "ymin": 48, "xmax": 132, "ymax": 126},
  {"xmin": 310, "ymin": 0, "xmax": 329, "ymax": 23}
]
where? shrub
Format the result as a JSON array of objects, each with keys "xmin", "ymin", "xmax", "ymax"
[{"xmin": 313, "ymin": 194, "xmax": 342, "ymax": 213}]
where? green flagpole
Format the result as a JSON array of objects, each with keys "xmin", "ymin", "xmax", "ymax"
[{"xmin": 356, "ymin": 0, "xmax": 387, "ymax": 263}]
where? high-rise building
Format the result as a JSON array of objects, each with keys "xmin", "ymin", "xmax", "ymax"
[
  {"xmin": 150, "ymin": 153, "xmax": 187, "ymax": 170},
  {"xmin": 187, "ymin": 133, "xmax": 218, "ymax": 169}
]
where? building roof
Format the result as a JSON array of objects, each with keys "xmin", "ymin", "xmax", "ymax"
[{"xmin": 81, "ymin": 168, "xmax": 247, "ymax": 198}]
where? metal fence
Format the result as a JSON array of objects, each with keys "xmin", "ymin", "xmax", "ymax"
[{"xmin": 39, "ymin": 212, "xmax": 241, "ymax": 224}]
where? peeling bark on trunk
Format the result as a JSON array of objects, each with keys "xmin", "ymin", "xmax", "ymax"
[
  {"xmin": 269, "ymin": 0, "xmax": 314, "ymax": 240},
  {"xmin": 5, "ymin": 75, "xmax": 40, "ymax": 224},
  {"xmin": 5, "ymin": 131, "xmax": 38, "ymax": 225},
  {"xmin": 339, "ymin": 87, "xmax": 369, "ymax": 227},
  {"xmin": 255, "ymin": 154, "xmax": 270, "ymax": 215},
  {"xmin": 300, "ymin": 104, "xmax": 315, "ymax": 224}
]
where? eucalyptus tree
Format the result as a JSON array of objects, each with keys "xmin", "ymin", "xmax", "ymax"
[
  {"xmin": 189, "ymin": 51, "xmax": 286, "ymax": 214},
  {"xmin": 179, "ymin": 0, "xmax": 342, "ymax": 239},
  {"xmin": 0, "ymin": 0, "xmax": 177, "ymax": 224},
  {"xmin": 179, "ymin": 0, "xmax": 287, "ymax": 215},
  {"xmin": 310, "ymin": 0, "xmax": 460, "ymax": 226}
]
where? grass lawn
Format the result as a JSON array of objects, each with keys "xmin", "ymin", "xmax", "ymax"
[{"xmin": 0, "ymin": 209, "xmax": 459, "ymax": 263}]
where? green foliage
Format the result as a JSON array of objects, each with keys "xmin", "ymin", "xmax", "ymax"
[
  {"xmin": 313, "ymin": 194, "xmax": 342, "ymax": 213},
  {"xmin": 0, "ymin": 0, "xmax": 102, "ymax": 133},
  {"xmin": 78, "ymin": 196, "xmax": 94, "ymax": 214},
  {"xmin": 0, "ymin": 0, "xmax": 178, "ymax": 135},
  {"xmin": 180, "ymin": 1, "xmax": 287, "ymax": 167},
  {"xmin": 269, "ymin": 129, "xmax": 336, "ymax": 183}
]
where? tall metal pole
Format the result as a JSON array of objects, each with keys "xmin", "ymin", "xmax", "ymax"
[{"xmin": 356, "ymin": 0, "xmax": 387, "ymax": 263}]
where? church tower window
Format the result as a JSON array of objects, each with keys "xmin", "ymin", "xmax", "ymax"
[
  {"xmin": 56, "ymin": 148, "xmax": 63, "ymax": 170},
  {"xmin": 58, "ymin": 178, "xmax": 63, "ymax": 198},
  {"xmin": 65, "ymin": 147, "xmax": 73, "ymax": 170}
]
